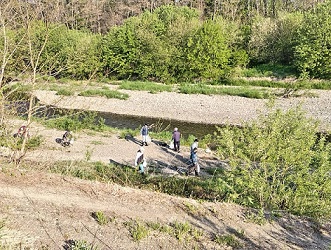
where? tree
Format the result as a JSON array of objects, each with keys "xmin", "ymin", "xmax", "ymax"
[
  {"xmin": 248, "ymin": 12, "xmax": 303, "ymax": 65},
  {"xmin": 294, "ymin": 0, "xmax": 331, "ymax": 79}
]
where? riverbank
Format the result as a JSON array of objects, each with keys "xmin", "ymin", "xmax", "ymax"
[{"xmin": 34, "ymin": 88, "xmax": 331, "ymax": 130}]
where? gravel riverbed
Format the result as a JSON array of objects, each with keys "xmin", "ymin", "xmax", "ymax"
[{"xmin": 34, "ymin": 88, "xmax": 331, "ymax": 130}]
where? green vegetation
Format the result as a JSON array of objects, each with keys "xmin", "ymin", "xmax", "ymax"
[
  {"xmin": 91, "ymin": 211, "xmax": 109, "ymax": 225},
  {"xmin": 78, "ymin": 89, "xmax": 129, "ymax": 100},
  {"xmin": 124, "ymin": 220, "xmax": 150, "ymax": 242},
  {"xmin": 64, "ymin": 240, "xmax": 100, "ymax": 250},
  {"xmin": 119, "ymin": 81, "xmax": 172, "ymax": 93},
  {"xmin": 215, "ymin": 106, "xmax": 331, "ymax": 219},
  {"xmin": 244, "ymin": 209, "xmax": 268, "ymax": 225},
  {"xmin": 214, "ymin": 234, "xmax": 242, "ymax": 248},
  {"xmin": 172, "ymin": 221, "xmax": 192, "ymax": 241},
  {"xmin": 179, "ymin": 83, "xmax": 271, "ymax": 99},
  {"xmin": 3, "ymin": 2, "xmax": 331, "ymax": 84},
  {"xmin": 41, "ymin": 111, "xmax": 108, "ymax": 132},
  {"xmin": 55, "ymin": 88, "xmax": 75, "ymax": 96},
  {"xmin": 128, "ymin": 219, "xmax": 203, "ymax": 243}
]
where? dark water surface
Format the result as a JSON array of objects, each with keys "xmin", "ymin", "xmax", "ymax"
[{"xmin": 98, "ymin": 111, "xmax": 221, "ymax": 139}]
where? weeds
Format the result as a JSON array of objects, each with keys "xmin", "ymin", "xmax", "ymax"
[
  {"xmin": 183, "ymin": 202, "xmax": 198, "ymax": 215},
  {"xmin": 179, "ymin": 83, "xmax": 272, "ymax": 99},
  {"xmin": 244, "ymin": 209, "xmax": 267, "ymax": 226},
  {"xmin": 55, "ymin": 88, "xmax": 75, "ymax": 96},
  {"xmin": 214, "ymin": 234, "xmax": 242, "ymax": 248},
  {"xmin": 63, "ymin": 239, "xmax": 100, "ymax": 250},
  {"xmin": 124, "ymin": 220, "xmax": 149, "ymax": 242},
  {"xmin": 41, "ymin": 110, "xmax": 108, "ymax": 132},
  {"xmin": 91, "ymin": 211, "xmax": 108, "ymax": 225},
  {"xmin": 172, "ymin": 221, "xmax": 192, "ymax": 241},
  {"xmin": 78, "ymin": 89, "xmax": 129, "ymax": 100},
  {"xmin": 84, "ymin": 146, "xmax": 93, "ymax": 161},
  {"xmin": 119, "ymin": 81, "xmax": 172, "ymax": 93}
]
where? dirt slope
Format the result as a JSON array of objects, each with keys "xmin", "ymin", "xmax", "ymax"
[{"xmin": 0, "ymin": 169, "xmax": 330, "ymax": 250}]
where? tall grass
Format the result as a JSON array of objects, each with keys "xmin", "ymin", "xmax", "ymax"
[
  {"xmin": 41, "ymin": 110, "xmax": 109, "ymax": 132},
  {"xmin": 119, "ymin": 81, "xmax": 172, "ymax": 93},
  {"xmin": 239, "ymin": 63, "xmax": 297, "ymax": 78},
  {"xmin": 221, "ymin": 77, "xmax": 331, "ymax": 90},
  {"xmin": 78, "ymin": 89, "xmax": 129, "ymax": 100},
  {"xmin": 179, "ymin": 83, "xmax": 271, "ymax": 99}
]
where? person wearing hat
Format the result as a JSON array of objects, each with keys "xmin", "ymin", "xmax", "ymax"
[
  {"xmin": 134, "ymin": 147, "xmax": 146, "ymax": 174},
  {"xmin": 172, "ymin": 127, "xmax": 181, "ymax": 152}
]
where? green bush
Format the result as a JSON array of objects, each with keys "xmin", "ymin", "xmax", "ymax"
[
  {"xmin": 248, "ymin": 13, "xmax": 303, "ymax": 65},
  {"xmin": 294, "ymin": 1, "xmax": 331, "ymax": 79},
  {"xmin": 215, "ymin": 106, "xmax": 331, "ymax": 219},
  {"xmin": 43, "ymin": 111, "xmax": 107, "ymax": 132}
]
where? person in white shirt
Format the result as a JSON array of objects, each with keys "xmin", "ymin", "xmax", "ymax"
[
  {"xmin": 135, "ymin": 147, "xmax": 146, "ymax": 174},
  {"xmin": 190, "ymin": 138, "xmax": 199, "ymax": 153}
]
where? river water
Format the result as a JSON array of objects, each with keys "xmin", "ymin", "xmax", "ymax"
[{"xmin": 98, "ymin": 111, "xmax": 221, "ymax": 139}]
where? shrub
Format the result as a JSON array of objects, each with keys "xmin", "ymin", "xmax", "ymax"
[
  {"xmin": 215, "ymin": 106, "xmax": 331, "ymax": 219},
  {"xmin": 294, "ymin": 1, "xmax": 331, "ymax": 79},
  {"xmin": 43, "ymin": 111, "xmax": 107, "ymax": 132}
]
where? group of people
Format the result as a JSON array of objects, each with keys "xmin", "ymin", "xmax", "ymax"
[{"xmin": 135, "ymin": 124, "xmax": 200, "ymax": 176}]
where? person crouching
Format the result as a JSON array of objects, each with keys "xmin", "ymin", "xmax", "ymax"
[{"xmin": 135, "ymin": 147, "xmax": 147, "ymax": 175}]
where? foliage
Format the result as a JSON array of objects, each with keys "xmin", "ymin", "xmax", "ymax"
[
  {"xmin": 91, "ymin": 211, "xmax": 108, "ymax": 225},
  {"xmin": 248, "ymin": 12, "xmax": 303, "ymax": 65},
  {"xmin": 55, "ymin": 88, "xmax": 75, "ymax": 96},
  {"xmin": 182, "ymin": 17, "xmax": 247, "ymax": 81},
  {"xmin": 78, "ymin": 89, "xmax": 129, "ymax": 100},
  {"xmin": 172, "ymin": 221, "xmax": 192, "ymax": 241},
  {"xmin": 239, "ymin": 63, "xmax": 297, "ymax": 78},
  {"xmin": 49, "ymin": 160, "xmax": 228, "ymax": 201},
  {"xmin": 64, "ymin": 240, "xmax": 100, "ymax": 250},
  {"xmin": 214, "ymin": 234, "xmax": 242, "ymax": 248},
  {"xmin": 294, "ymin": 1, "xmax": 331, "ymax": 79},
  {"xmin": 11, "ymin": 21, "xmax": 102, "ymax": 79},
  {"xmin": 124, "ymin": 220, "xmax": 149, "ymax": 242},
  {"xmin": 42, "ymin": 111, "xmax": 107, "ymax": 132},
  {"xmin": 179, "ymin": 83, "xmax": 271, "ymax": 99},
  {"xmin": 119, "ymin": 81, "xmax": 172, "ymax": 93},
  {"xmin": 101, "ymin": 5, "xmax": 200, "ymax": 82},
  {"xmin": 215, "ymin": 106, "xmax": 331, "ymax": 219}
]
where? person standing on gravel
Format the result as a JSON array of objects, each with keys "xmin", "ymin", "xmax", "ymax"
[
  {"xmin": 188, "ymin": 147, "xmax": 200, "ymax": 176},
  {"xmin": 135, "ymin": 147, "xmax": 146, "ymax": 174},
  {"xmin": 140, "ymin": 124, "xmax": 149, "ymax": 146},
  {"xmin": 172, "ymin": 127, "xmax": 181, "ymax": 152},
  {"xmin": 190, "ymin": 138, "xmax": 198, "ymax": 153}
]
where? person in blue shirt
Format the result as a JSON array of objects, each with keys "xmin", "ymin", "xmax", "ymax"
[
  {"xmin": 188, "ymin": 147, "xmax": 200, "ymax": 176},
  {"xmin": 140, "ymin": 124, "xmax": 149, "ymax": 146}
]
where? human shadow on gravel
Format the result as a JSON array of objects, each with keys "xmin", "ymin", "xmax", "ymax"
[
  {"xmin": 123, "ymin": 134, "xmax": 142, "ymax": 146},
  {"xmin": 109, "ymin": 159, "xmax": 129, "ymax": 168}
]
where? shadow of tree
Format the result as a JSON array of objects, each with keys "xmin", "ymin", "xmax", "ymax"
[{"xmin": 175, "ymin": 202, "xmax": 331, "ymax": 249}]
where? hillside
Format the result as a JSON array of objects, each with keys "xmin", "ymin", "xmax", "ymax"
[{"xmin": 0, "ymin": 166, "xmax": 330, "ymax": 249}]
